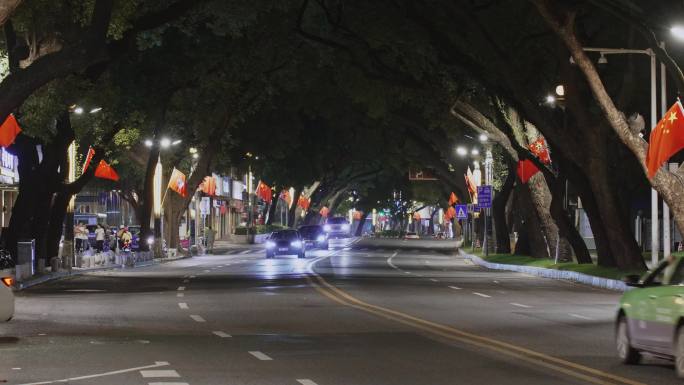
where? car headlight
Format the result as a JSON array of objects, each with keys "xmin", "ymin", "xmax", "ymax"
[
  {"xmin": 291, "ymin": 240, "xmax": 303, "ymax": 248},
  {"xmin": 341, "ymin": 224, "xmax": 350, "ymax": 232},
  {"xmin": 316, "ymin": 235, "xmax": 326, "ymax": 242},
  {"xmin": 266, "ymin": 241, "xmax": 276, "ymax": 249},
  {"xmin": 323, "ymin": 225, "xmax": 332, "ymax": 232}
]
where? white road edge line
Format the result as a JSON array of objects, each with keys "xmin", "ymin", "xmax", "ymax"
[
  {"xmin": 510, "ymin": 302, "xmax": 532, "ymax": 308},
  {"xmin": 248, "ymin": 351, "xmax": 273, "ymax": 361},
  {"xmin": 472, "ymin": 292, "xmax": 491, "ymax": 298},
  {"xmin": 297, "ymin": 380, "xmax": 319, "ymax": 385},
  {"xmin": 178, "ymin": 303, "xmax": 189, "ymax": 310},
  {"xmin": 148, "ymin": 383, "xmax": 189, "ymax": 385},
  {"xmin": 568, "ymin": 313, "xmax": 594, "ymax": 320},
  {"xmin": 16, "ymin": 362, "xmax": 170, "ymax": 385},
  {"xmin": 212, "ymin": 331, "xmax": 232, "ymax": 338},
  {"xmin": 140, "ymin": 370, "xmax": 180, "ymax": 378},
  {"xmin": 190, "ymin": 315, "xmax": 206, "ymax": 323}
]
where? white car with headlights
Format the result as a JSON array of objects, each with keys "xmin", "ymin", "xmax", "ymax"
[
  {"xmin": 265, "ymin": 230, "xmax": 306, "ymax": 259},
  {"xmin": 323, "ymin": 217, "xmax": 351, "ymax": 239},
  {"xmin": 0, "ymin": 253, "xmax": 15, "ymax": 322}
]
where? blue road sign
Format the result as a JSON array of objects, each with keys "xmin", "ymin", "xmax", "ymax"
[
  {"xmin": 477, "ymin": 185, "xmax": 493, "ymax": 209},
  {"xmin": 455, "ymin": 204, "xmax": 468, "ymax": 219}
]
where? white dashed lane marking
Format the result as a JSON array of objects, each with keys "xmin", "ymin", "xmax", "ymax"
[
  {"xmin": 177, "ymin": 293, "xmax": 184, "ymax": 298},
  {"xmin": 510, "ymin": 302, "xmax": 532, "ymax": 308},
  {"xmin": 140, "ymin": 370, "xmax": 180, "ymax": 378},
  {"xmin": 472, "ymin": 292, "xmax": 491, "ymax": 298},
  {"xmin": 190, "ymin": 315, "xmax": 206, "ymax": 323},
  {"xmin": 212, "ymin": 331, "xmax": 232, "ymax": 338},
  {"xmin": 240, "ymin": 249, "xmax": 252, "ymax": 254},
  {"xmin": 448, "ymin": 286, "xmax": 461, "ymax": 290},
  {"xmin": 297, "ymin": 380, "xmax": 319, "ymax": 385},
  {"xmin": 178, "ymin": 303, "xmax": 189, "ymax": 310},
  {"xmin": 148, "ymin": 383, "xmax": 189, "ymax": 385},
  {"xmin": 177, "ymin": 286, "xmax": 185, "ymax": 291},
  {"xmin": 430, "ymin": 279, "xmax": 439, "ymax": 282},
  {"xmin": 249, "ymin": 351, "xmax": 273, "ymax": 361},
  {"xmin": 182, "ymin": 279, "xmax": 189, "ymax": 283},
  {"xmin": 569, "ymin": 313, "xmax": 593, "ymax": 320}
]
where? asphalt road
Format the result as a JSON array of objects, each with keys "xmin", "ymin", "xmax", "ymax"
[{"xmin": 0, "ymin": 238, "xmax": 677, "ymax": 384}]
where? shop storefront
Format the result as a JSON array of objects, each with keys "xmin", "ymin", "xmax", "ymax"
[{"xmin": 0, "ymin": 148, "xmax": 19, "ymax": 228}]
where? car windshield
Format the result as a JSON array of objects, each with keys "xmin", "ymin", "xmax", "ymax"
[
  {"xmin": 327, "ymin": 217, "xmax": 349, "ymax": 225},
  {"xmin": 299, "ymin": 226, "xmax": 322, "ymax": 237},
  {"xmin": 271, "ymin": 231, "xmax": 299, "ymax": 240}
]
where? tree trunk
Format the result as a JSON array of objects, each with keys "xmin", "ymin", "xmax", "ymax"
[
  {"xmin": 287, "ymin": 187, "xmax": 302, "ymax": 228},
  {"xmin": 355, "ymin": 212, "xmax": 369, "ymax": 236},
  {"xmin": 493, "ymin": 161, "xmax": 515, "ymax": 253},
  {"xmin": 138, "ymin": 147, "xmax": 160, "ymax": 251}
]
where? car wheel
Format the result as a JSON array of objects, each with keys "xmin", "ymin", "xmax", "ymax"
[
  {"xmin": 676, "ymin": 326, "xmax": 684, "ymax": 378},
  {"xmin": 616, "ymin": 316, "xmax": 640, "ymax": 365}
]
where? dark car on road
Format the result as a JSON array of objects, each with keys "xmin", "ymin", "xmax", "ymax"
[
  {"xmin": 323, "ymin": 217, "xmax": 351, "ymax": 239},
  {"xmin": 265, "ymin": 230, "xmax": 306, "ymax": 259},
  {"xmin": 298, "ymin": 225, "xmax": 329, "ymax": 250}
]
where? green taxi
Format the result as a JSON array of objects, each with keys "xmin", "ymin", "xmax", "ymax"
[{"xmin": 616, "ymin": 255, "xmax": 684, "ymax": 377}]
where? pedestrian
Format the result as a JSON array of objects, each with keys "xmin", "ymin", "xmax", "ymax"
[
  {"xmin": 74, "ymin": 223, "xmax": 82, "ymax": 252},
  {"xmin": 117, "ymin": 225, "xmax": 125, "ymax": 249},
  {"xmin": 120, "ymin": 227, "xmax": 132, "ymax": 250},
  {"xmin": 75, "ymin": 223, "xmax": 90, "ymax": 252},
  {"xmin": 204, "ymin": 226, "xmax": 215, "ymax": 254},
  {"xmin": 95, "ymin": 224, "xmax": 105, "ymax": 252}
]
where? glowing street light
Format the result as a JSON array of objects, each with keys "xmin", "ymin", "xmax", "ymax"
[
  {"xmin": 545, "ymin": 95, "xmax": 556, "ymax": 104},
  {"xmin": 471, "ymin": 148, "xmax": 480, "ymax": 156},
  {"xmin": 672, "ymin": 26, "xmax": 684, "ymax": 41},
  {"xmin": 456, "ymin": 146, "xmax": 468, "ymax": 157},
  {"xmin": 160, "ymin": 137, "xmax": 171, "ymax": 148},
  {"xmin": 478, "ymin": 133, "xmax": 488, "ymax": 142},
  {"xmin": 89, "ymin": 107, "xmax": 102, "ymax": 114},
  {"xmin": 144, "ymin": 139, "xmax": 154, "ymax": 147},
  {"xmin": 555, "ymin": 85, "xmax": 565, "ymax": 97},
  {"xmin": 73, "ymin": 106, "xmax": 84, "ymax": 114}
]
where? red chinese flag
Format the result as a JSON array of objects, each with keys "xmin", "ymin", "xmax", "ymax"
[
  {"xmin": 446, "ymin": 206, "xmax": 456, "ymax": 220},
  {"xmin": 646, "ymin": 101, "xmax": 684, "ymax": 179},
  {"xmin": 94, "ymin": 160, "xmax": 119, "ymax": 181},
  {"xmin": 167, "ymin": 168, "xmax": 187, "ymax": 197},
  {"xmin": 201, "ymin": 176, "xmax": 216, "ymax": 196},
  {"xmin": 0, "ymin": 114, "xmax": 21, "ymax": 147},
  {"xmin": 319, "ymin": 206, "xmax": 330, "ymax": 218},
  {"xmin": 256, "ymin": 181, "xmax": 272, "ymax": 204},
  {"xmin": 280, "ymin": 189, "xmax": 292, "ymax": 207},
  {"xmin": 529, "ymin": 137, "xmax": 551, "ymax": 164},
  {"xmin": 516, "ymin": 159, "xmax": 539, "ymax": 184},
  {"xmin": 297, "ymin": 195, "xmax": 310, "ymax": 210},
  {"xmin": 448, "ymin": 192, "xmax": 459, "ymax": 206},
  {"xmin": 82, "ymin": 147, "xmax": 95, "ymax": 173}
]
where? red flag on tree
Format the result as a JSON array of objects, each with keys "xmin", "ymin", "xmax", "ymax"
[
  {"xmin": 529, "ymin": 137, "xmax": 551, "ymax": 164},
  {"xmin": 0, "ymin": 114, "xmax": 21, "ymax": 147},
  {"xmin": 280, "ymin": 189, "xmax": 292, "ymax": 207},
  {"xmin": 516, "ymin": 159, "xmax": 539, "ymax": 183},
  {"xmin": 94, "ymin": 160, "xmax": 119, "ymax": 181},
  {"xmin": 445, "ymin": 206, "xmax": 456, "ymax": 220},
  {"xmin": 646, "ymin": 101, "xmax": 684, "ymax": 178},
  {"xmin": 201, "ymin": 176, "xmax": 216, "ymax": 196},
  {"xmin": 256, "ymin": 181, "xmax": 272, "ymax": 203},
  {"xmin": 167, "ymin": 168, "xmax": 187, "ymax": 197},
  {"xmin": 82, "ymin": 147, "xmax": 95, "ymax": 173},
  {"xmin": 448, "ymin": 192, "xmax": 459, "ymax": 206},
  {"xmin": 297, "ymin": 195, "xmax": 310, "ymax": 210}
]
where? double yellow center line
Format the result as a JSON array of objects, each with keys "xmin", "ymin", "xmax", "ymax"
[{"xmin": 305, "ymin": 256, "xmax": 645, "ymax": 385}]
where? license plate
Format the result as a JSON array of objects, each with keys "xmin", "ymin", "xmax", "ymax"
[{"xmin": 279, "ymin": 248, "xmax": 288, "ymax": 252}]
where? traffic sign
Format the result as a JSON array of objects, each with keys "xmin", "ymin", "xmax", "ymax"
[
  {"xmin": 477, "ymin": 185, "xmax": 493, "ymax": 209},
  {"xmin": 455, "ymin": 204, "xmax": 468, "ymax": 219}
]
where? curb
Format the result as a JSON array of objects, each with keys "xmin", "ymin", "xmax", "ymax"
[
  {"xmin": 14, "ymin": 255, "xmax": 191, "ymax": 290},
  {"xmin": 463, "ymin": 252, "xmax": 630, "ymax": 292}
]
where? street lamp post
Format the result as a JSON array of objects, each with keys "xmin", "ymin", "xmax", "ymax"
[{"xmin": 62, "ymin": 141, "xmax": 76, "ymax": 270}]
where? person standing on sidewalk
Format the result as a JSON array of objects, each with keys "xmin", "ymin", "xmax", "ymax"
[
  {"xmin": 205, "ymin": 226, "xmax": 215, "ymax": 254},
  {"xmin": 95, "ymin": 224, "xmax": 105, "ymax": 252}
]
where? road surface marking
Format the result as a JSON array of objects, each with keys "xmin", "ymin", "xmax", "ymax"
[
  {"xmin": 177, "ymin": 293, "xmax": 184, "ymax": 298},
  {"xmin": 404, "ymin": 271, "xmax": 411, "ymax": 274},
  {"xmin": 177, "ymin": 286, "xmax": 185, "ymax": 291},
  {"xmin": 212, "ymin": 331, "xmax": 231, "ymax": 338},
  {"xmin": 510, "ymin": 302, "xmax": 532, "ymax": 308},
  {"xmin": 12, "ymin": 368, "xmax": 21, "ymax": 370},
  {"xmin": 472, "ymin": 292, "xmax": 491, "ymax": 298},
  {"xmin": 416, "ymin": 274, "xmax": 424, "ymax": 277},
  {"xmin": 178, "ymin": 303, "xmax": 189, "ymax": 309},
  {"xmin": 140, "ymin": 370, "xmax": 180, "ymax": 378},
  {"xmin": 249, "ymin": 351, "xmax": 273, "ymax": 361},
  {"xmin": 203, "ymin": 269, "xmax": 211, "ymax": 272},
  {"xmin": 148, "ymin": 383, "xmax": 189, "ymax": 385},
  {"xmin": 297, "ymin": 380, "xmax": 319, "ymax": 385},
  {"xmin": 16, "ymin": 362, "xmax": 170, "ymax": 385},
  {"xmin": 305, "ymin": 256, "xmax": 644, "ymax": 385},
  {"xmin": 63, "ymin": 289, "xmax": 106, "ymax": 292},
  {"xmin": 430, "ymin": 279, "xmax": 439, "ymax": 282},
  {"xmin": 493, "ymin": 280, "xmax": 499, "ymax": 284},
  {"xmin": 240, "ymin": 249, "xmax": 252, "ymax": 254},
  {"xmin": 189, "ymin": 275, "xmax": 196, "ymax": 278},
  {"xmin": 190, "ymin": 315, "xmax": 206, "ymax": 323},
  {"xmin": 182, "ymin": 279, "xmax": 189, "ymax": 283},
  {"xmin": 569, "ymin": 313, "xmax": 593, "ymax": 320},
  {"xmin": 448, "ymin": 286, "xmax": 461, "ymax": 290},
  {"xmin": 387, "ymin": 251, "xmax": 400, "ymax": 269}
]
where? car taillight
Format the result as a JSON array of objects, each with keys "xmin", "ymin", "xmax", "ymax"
[{"xmin": 1, "ymin": 277, "xmax": 13, "ymax": 287}]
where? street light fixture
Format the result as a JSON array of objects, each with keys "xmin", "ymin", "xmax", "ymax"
[
  {"xmin": 555, "ymin": 85, "xmax": 565, "ymax": 97},
  {"xmin": 89, "ymin": 107, "xmax": 102, "ymax": 114},
  {"xmin": 672, "ymin": 26, "xmax": 684, "ymax": 41},
  {"xmin": 73, "ymin": 106, "xmax": 84, "ymax": 114},
  {"xmin": 545, "ymin": 95, "xmax": 556, "ymax": 104},
  {"xmin": 160, "ymin": 137, "xmax": 171, "ymax": 148},
  {"xmin": 471, "ymin": 148, "xmax": 480, "ymax": 156},
  {"xmin": 478, "ymin": 133, "xmax": 488, "ymax": 142},
  {"xmin": 456, "ymin": 146, "xmax": 467, "ymax": 157},
  {"xmin": 144, "ymin": 139, "xmax": 154, "ymax": 147}
]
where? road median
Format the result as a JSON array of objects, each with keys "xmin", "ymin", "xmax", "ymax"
[{"xmin": 462, "ymin": 251, "xmax": 632, "ymax": 292}]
